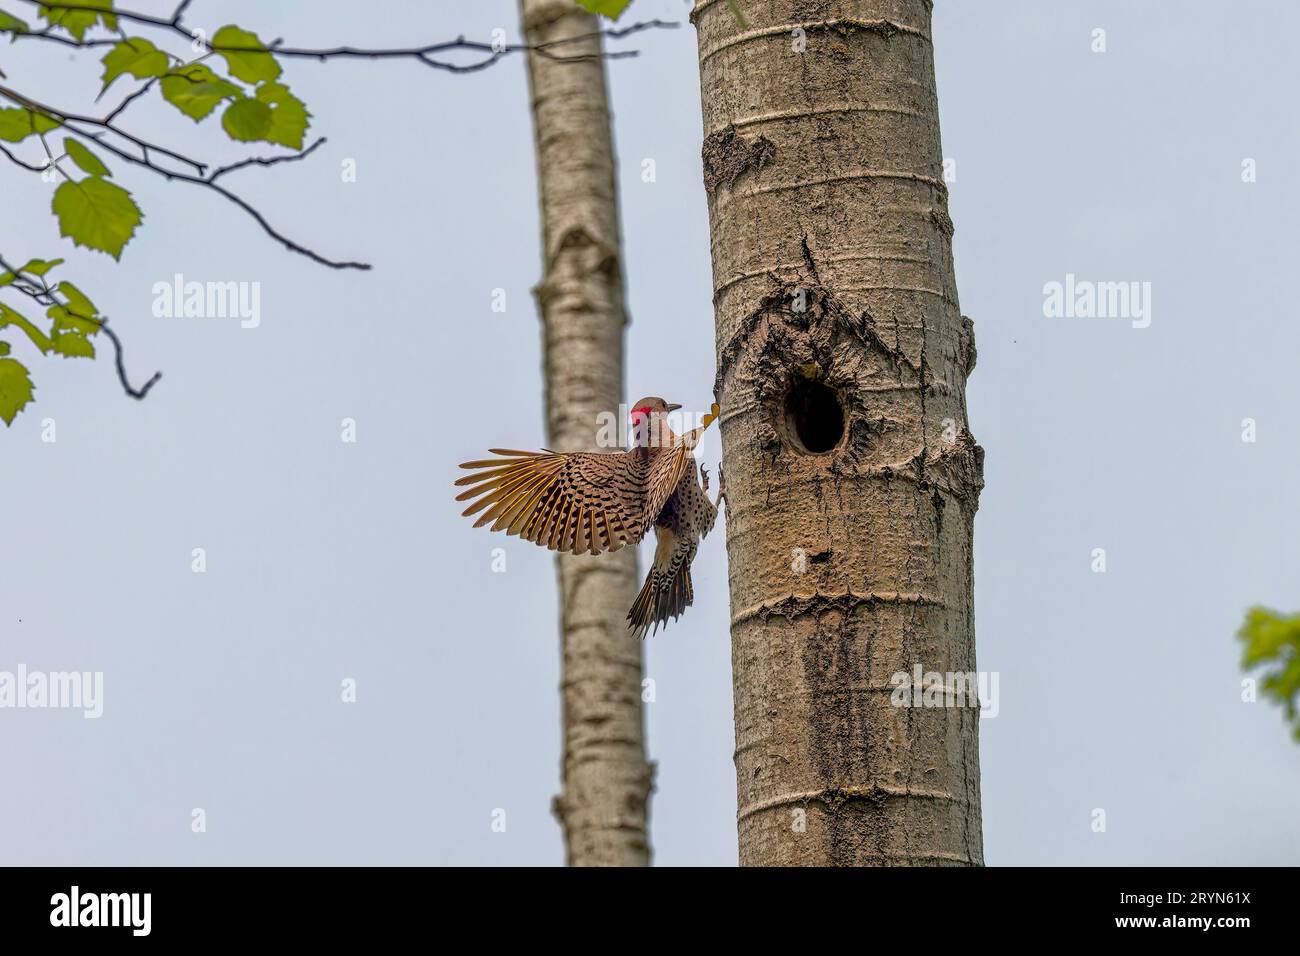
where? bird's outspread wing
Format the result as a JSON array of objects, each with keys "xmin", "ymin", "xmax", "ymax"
[{"xmin": 456, "ymin": 448, "xmax": 655, "ymax": 555}]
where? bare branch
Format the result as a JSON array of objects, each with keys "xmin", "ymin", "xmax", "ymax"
[
  {"xmin": 0, "ymin": 141, "xmax": 45, "ymax": 171},
  {"xmin": 74, "ymin": 127, "xmax": 372, "ymax": 270},
  {"xmin": 96, "ymin": 318, "xmax": 162, "ymax": 399},
  {"xmin": 37, "ymin": 132, "xmax": 70, "ymax": 180},
  {"xmin": 102, "ymin": 72, "xmax": 161, "ymax": 123},
  {"xmin": 207, "ymin": 136, "xmax": 327, "ymax": 182}
]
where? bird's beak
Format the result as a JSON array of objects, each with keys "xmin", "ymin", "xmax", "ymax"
[{"xmin": 666, "ymin": 403, "xmax": 682, "ymax": 412}]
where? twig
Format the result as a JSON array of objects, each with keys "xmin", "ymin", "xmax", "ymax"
[
  {"xmin": 97, "ymin": 319, "xmax": 162, "ymax": 399},
  {"xmin": 75, "ymin": 127, "xmax": 370, "ymax": 270},
  {"xmin": 207, "ymin": 136, "xmax": 326, "ymax": 182},
  {"xmin": 37, "ymin": 132, "xmax": 69, "ymax": 180},
  {"xmin": 0, "ymin": 141, "xmax": 45, "ymax": 171}
]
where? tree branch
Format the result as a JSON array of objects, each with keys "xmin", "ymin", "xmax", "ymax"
[
  {"xmin": 0, "ymin": 253, "xmax": 162, "ymax": 401},
  {"xmin": 0, "ymin": 87, "xmax": 369, "ymax": 270},
  {"xmin": 206, "ymin": 135, "xmax": 327, "ymax": 182},
  {"xmin": 7, "ymin": 3, "xmax": 676, "ymax": 73},
  {"xmin": 0, "ymin": 11, "xmax": 678, "ymax": 271},
  {"xmin": 0, "ymin": 2, "xmax": 678, "ymax": 411},
  {"xmin": 95, "ymin": 317, "xmax": 162, "ymax": 399},
  {"xmin": 0, "ymin": 82, "xmax": 208, "ymax": 173},
  {"xmin": 75, "ymin": 126, "xmax": 371, "ymax": 270},
  {"xmin": 0, "ymin": 140, "xmax": 45, "ymax": 171}
]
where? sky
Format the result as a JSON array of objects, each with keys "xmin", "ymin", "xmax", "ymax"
[{"xmin": 1, "ymin": 0, "xmax": 1298, "ymax": 866}]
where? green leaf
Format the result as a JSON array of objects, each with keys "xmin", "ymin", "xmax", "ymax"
[
  {"xmin": 45, "ymin": 281, "xmax": 100, "ymax": 358},
  {"xmin": 0, "ymin": 341, "xmax": 8, "ymax": 356},
  {"xmin": 0, "ymin": 107, "xmax": 61, "ymax": 143},
  {"xmin": 19, "ymin": 257, "xmax": 64, "ymax": 276},
  {"xmin": 220, "ymin": 83, "xmax": 310, "ymax": 148},
  {"xmin": 50, "ymin": 331, "xmax": 95, "ymax": 358},
  {"xmin": 100, "ymin": 37, "xmax": 169, "ymax": 93},
  {"xmin": 0, "ymin": 278, "xmax": 99, "ymax": 364},
  {"xmin": 49, "ymin": 280, "xmax": 100, "ymax": 334},
  {"xmin": 0, "ymin": 302, "xmax": 52, "ymax": 353},
  {"xmin": 574, "ymin": 0, "xmax": 633, "ymax": 17},
  {"xmin": 64, "ymin": 138, "xmax": 111, "ymax": 177},
  {"xmin": 159, "ymin": 63, "xmax": 242, "ymax": 122},
  {"xmin": 212, "ymin": 25, "xmax": 281, "ymax": 84},
  {"xmin": 0, "ymin": 258, "xmax": 64, "ymax": 285},
  {"xmin": 1239, "ymin": 606, "xmax": 1300, "ymax": 739},
  {"xmin": 0, "ymin": 356, "xmax": 34, "ymax": 424},
  {"xmin": 255, "ymin": 82, "xmax": 309, "ymax": 149},
  {"xmin": 38, "ymin": 0, "xmax": 114, "ymax": 40},
  {"xmin": 51, "ymin": 177, "xmax": 143, "ymax": 259},
  {"xmin": 1240, "ymin": 607, "xmax": 1300, "ymax": 664},
  {"xmin": 56, "ymin": 279, "xmax": 95, "ymax": 311},
  {"xmin": 0, "ymin": 11, "xmax": 29, "ymax": 32},
  {"xmin": 221, "ymin": 97, "xmax": 272, "ymax": 142}
]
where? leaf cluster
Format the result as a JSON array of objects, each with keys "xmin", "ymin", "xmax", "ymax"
[
  {"xmin": 1238, "ymin": 606, "xmax": 1300, "ymax": 741},
  {"xmin": 0, "ymin": 4, "xmax": 311, "ymax": 424}
]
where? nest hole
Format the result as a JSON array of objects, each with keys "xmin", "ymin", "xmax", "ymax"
[{"xmin": 784, "ymin": 379, "xmax": 845, "ymax": 455}]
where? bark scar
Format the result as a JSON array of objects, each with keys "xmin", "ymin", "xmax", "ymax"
[
  {"xmin": 702, "ymin": 124, "xmax": 776, "ymax": 194},
  {"xmin": 926, "ymin": 427, "xmax": 985, "ymax": 505},
  {"xmin": 712, "ymin": 236, "xmax": 921, "ymax": 402},
  {"xmin": 732, "ymin": 589, "xmax": 945, "ymax": 627}
]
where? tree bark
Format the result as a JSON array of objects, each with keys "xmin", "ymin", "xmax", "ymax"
[
  {"xmin": 692, "ymin": 0, "xmax": 984, "ymax": 865},
  {"xmin": 518, "ymin": 0, "xmax": 652, "ymax": 866}
]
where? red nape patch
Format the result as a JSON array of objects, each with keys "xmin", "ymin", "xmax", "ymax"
[{"xmin": 630, "ymin": 406, "xmax": 650, "ymax": 420}]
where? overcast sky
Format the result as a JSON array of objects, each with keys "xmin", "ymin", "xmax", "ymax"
[{"xmin": 2, "ymin": 0, "xmax": 1297, "ymax": 866}]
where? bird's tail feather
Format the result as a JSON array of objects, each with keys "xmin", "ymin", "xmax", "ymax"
[{"xmin": 627, "ymin": 563, "xmax": 692, "ymax": 639}]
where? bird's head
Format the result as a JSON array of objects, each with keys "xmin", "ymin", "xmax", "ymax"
[
  {"xmin": 629, "ymin": 397, "xmax": 681, "ymax": 447},
  {"xmin": 630, "ymin": 396, "xmax": 681, "ymax": 425}
]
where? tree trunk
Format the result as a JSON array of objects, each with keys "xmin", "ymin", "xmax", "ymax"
[
  {"xmin": 692, "ymin": 0, "xmax": 984, "ymax": 865},
  {"xmin": 519, "ymin": 0, "xmax": 652, "ymax": 867}
]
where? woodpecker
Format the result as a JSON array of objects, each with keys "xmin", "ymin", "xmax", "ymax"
[{"xmin": 456, "ymin": 398, "xmax": 725, "ymax": 638}]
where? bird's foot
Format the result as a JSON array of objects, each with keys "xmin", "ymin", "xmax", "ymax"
[
  {"xmin": 715, "ymin": 462, "xmax": 727, "ymax": 509},
  {"xmin": 700, "ymin": 463, "xmax": 710, "ymax": 493}
]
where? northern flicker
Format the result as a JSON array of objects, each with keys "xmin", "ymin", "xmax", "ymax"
[{"xmin": 456, "ymin": 398, "xmax": 725, "ymax": 638}]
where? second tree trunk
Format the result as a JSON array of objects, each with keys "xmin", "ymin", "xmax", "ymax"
[{"xmin": 519, "ymin": 0, "xmax": 652, "ymax": 866}]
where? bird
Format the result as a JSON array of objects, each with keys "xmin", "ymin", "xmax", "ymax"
[{"xmin": 455, "ymin": 397, "xmax": 725, "ymax": 638}]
